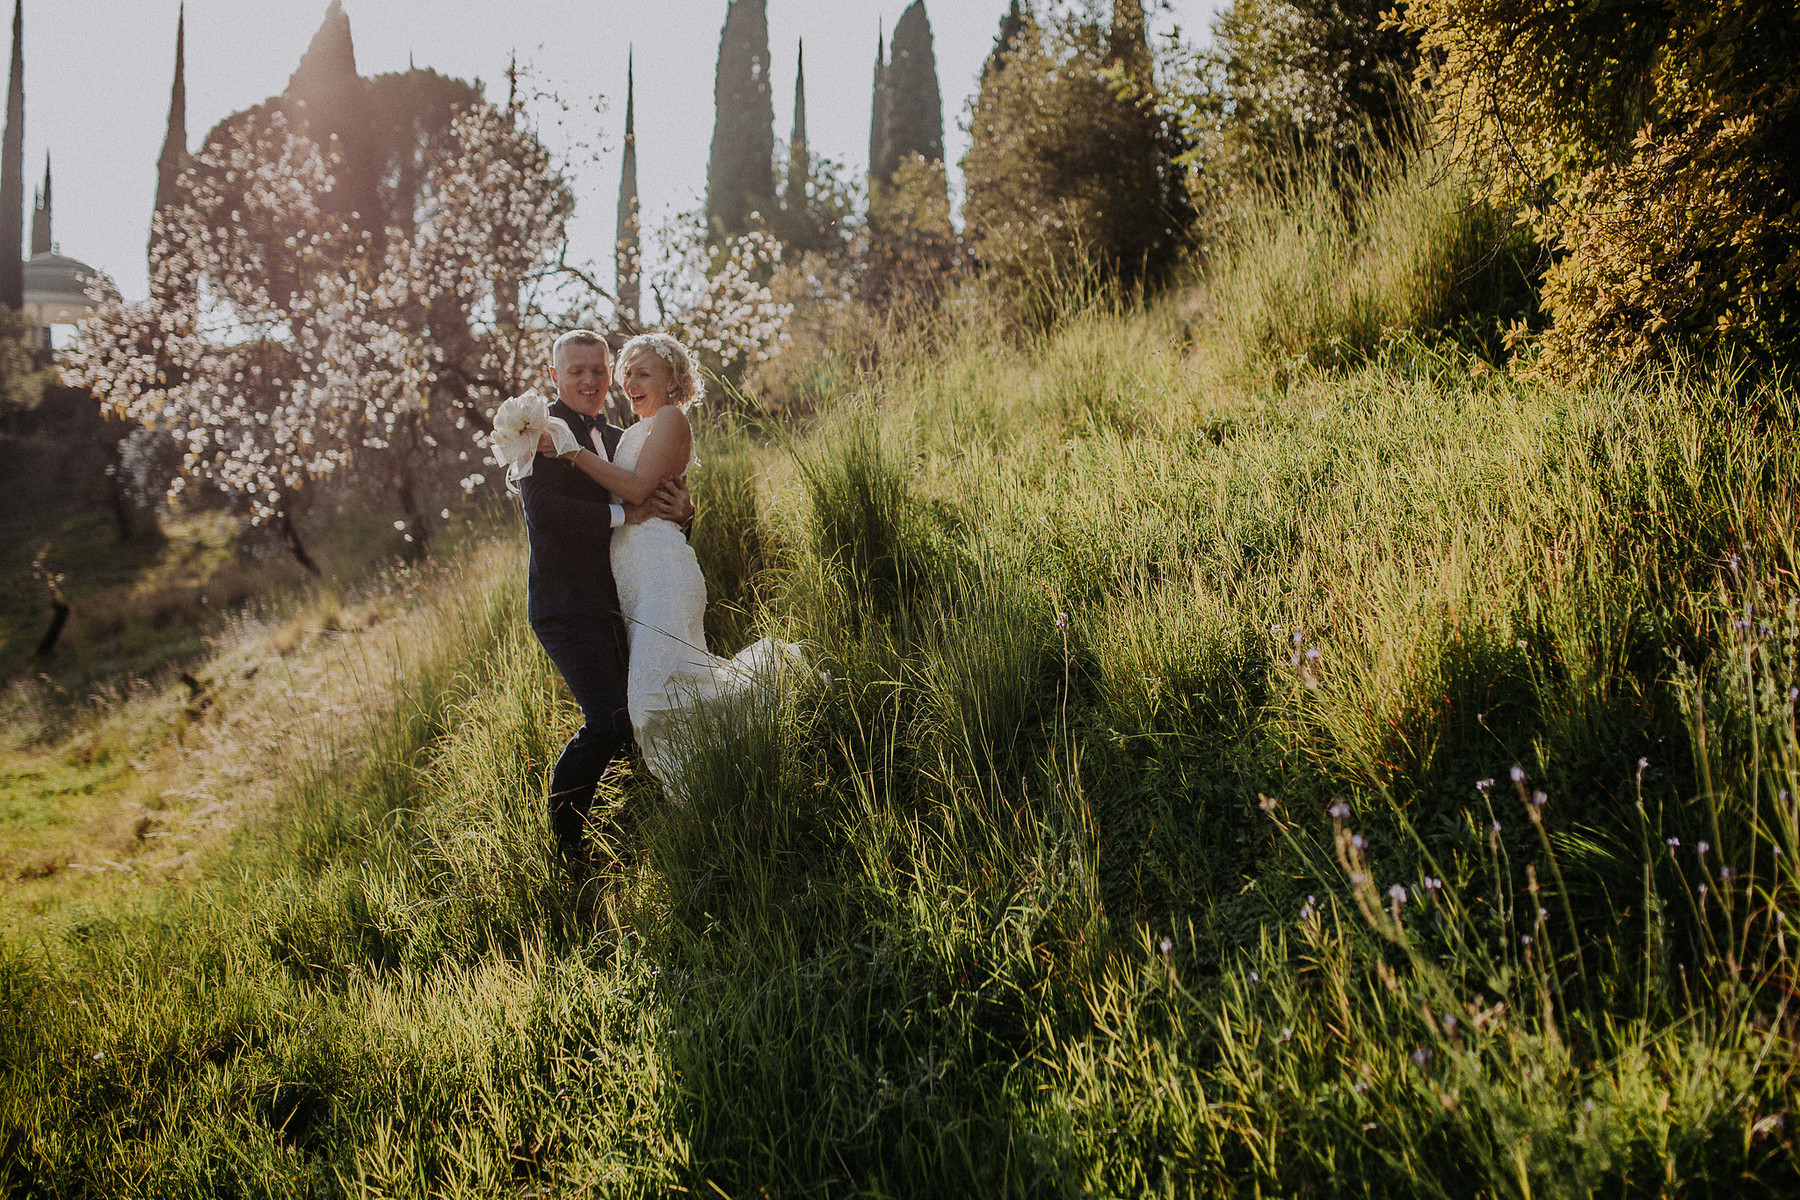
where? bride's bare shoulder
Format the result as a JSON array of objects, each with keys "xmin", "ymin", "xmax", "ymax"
[{"xmin": 650, "ymin": 404, "xmax": 693, "ymax": 438}]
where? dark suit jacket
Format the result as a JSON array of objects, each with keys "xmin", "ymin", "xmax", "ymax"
[{"xmin": 519, "ymin": 400, "xmax": 625, "ymax": 627}]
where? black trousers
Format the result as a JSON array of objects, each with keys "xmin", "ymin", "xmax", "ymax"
[{"xmin": 532, "ymin": 615, "xmax": 633, "ymax": 856}]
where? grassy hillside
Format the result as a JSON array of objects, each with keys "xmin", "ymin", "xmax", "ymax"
[{"xmin": 3, "ymin": 160, "xmax": 1798, "ymax": 1196}]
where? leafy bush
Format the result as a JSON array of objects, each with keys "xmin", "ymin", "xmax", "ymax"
[
  {"xmin": 961, "ymin": 5, "xmax": 1193, "ymax": 309},
  {"xmin": 1405, "ymin": 0, "xmax": 1800, "ymax": 369},
  {"xmin": 861, "ymin": 154, "xmax": 962, "ymax": 314},
  {"xmin": 1172, "ymin": 0, "xmax": 1420, "ymax": 246}
]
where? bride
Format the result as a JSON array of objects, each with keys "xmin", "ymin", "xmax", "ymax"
[{"xmin": 537, "ymin": 332, "xmax": 800, "ymax": 783}]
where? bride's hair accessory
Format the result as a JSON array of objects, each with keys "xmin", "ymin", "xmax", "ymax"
[{"xmin": 615, "ymin": 332, "xmax": 705, "ymax": 410}]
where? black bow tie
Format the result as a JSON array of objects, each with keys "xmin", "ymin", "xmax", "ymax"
[{"xmin": 577, "ymin": 412, "xmax": 604, "ymax": 433}]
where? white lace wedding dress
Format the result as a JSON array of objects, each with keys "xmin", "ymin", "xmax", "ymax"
[{"xmin": 609, "ymin": 420, "xmax": 802, "ymax": 783}]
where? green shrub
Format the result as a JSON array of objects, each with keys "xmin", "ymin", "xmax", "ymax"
[
  {"xmin": 961, "ymin": 5, "xmax": 1193, "ymax": 309},
  {"xmin": 1405, "ymin": 0, "xmax": 1800, "ymax": 369}
]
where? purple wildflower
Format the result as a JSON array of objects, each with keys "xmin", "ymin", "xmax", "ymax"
[
  {"xmin": 1329, "ymin": 802, "xmax": 1351, "ymax": 820},
  {"xmin": 1389, "ymin": 884, "xmax": 1408, "ymax": 905},
  {"xmin": 1510, "ymin": 765, "xmax": 1527, "ymax": 784}
]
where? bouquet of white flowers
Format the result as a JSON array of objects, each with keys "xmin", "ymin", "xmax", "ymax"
[{"xmin": 490, "ymin": 388, "xmax": 580, "ymax": 492}]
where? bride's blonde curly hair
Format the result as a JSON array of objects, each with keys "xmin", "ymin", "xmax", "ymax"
[{"xmin": 615, "ymin": 332, "xmax": 705, "ymax": 411}]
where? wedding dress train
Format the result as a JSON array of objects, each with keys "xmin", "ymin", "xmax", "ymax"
[{"xmin": 608, "ymin": 420, "xmax": 802, "ymax": 783}]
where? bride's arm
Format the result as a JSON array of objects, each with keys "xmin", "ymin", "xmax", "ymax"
[{"xmin": 553, "ymin": 407, "xmax": 692, "ymax": 505}]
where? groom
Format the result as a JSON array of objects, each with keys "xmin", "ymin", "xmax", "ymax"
[{"xmin": 519, "ymin": 328, "xmax": 692, "ymax": 863}]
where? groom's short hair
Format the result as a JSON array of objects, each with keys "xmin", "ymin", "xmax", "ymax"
[{"xmin": 552, "ymin": 328, "xmax": 609, "ymax": 369}]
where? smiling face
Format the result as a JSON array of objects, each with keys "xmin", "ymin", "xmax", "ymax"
[
  {"xmin": 551, "ymin": 341, "xmax": 612, "ymax": 418},
  {"xmin": 618, "ymin": 348, "xmax": 677, "ymax": 420}
]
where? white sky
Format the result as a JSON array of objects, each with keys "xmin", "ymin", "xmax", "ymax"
[{"xmin": 23, "ymin": 0, "xmax": 1222, "ymax": 303}]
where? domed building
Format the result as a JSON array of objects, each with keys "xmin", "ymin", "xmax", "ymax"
[
  {"xmin": 2, "ymin": 0, "xmax": 99, "ymax": 352},
  {"xmin": 21, "ymin": 155, "xmax": 97, "ymax": 347}
]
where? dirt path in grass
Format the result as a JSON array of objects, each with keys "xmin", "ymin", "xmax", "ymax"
[{"xmin": 0, "ymin": 555, "xmax": 499, "ymax": 927}]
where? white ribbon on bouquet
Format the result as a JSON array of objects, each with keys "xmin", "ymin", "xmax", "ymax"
[{"xmin": 489, "ymin": 388, "xmax": 581, "ymax": 493}]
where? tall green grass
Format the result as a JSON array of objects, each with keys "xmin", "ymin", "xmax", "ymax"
[
  {"xmin": 4, "ymin": 139, "xmax": 1798, "ymax": 1196},
  {"xmin": 1201, "ymin": 140, "xmax": 1538, "ymax": 382}
]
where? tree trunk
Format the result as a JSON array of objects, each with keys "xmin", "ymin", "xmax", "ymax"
[
  {"xmin": 103, "ymin": 441, "xmax": 139, "ymax": 542},
  {"xmin": 395, "ymin": 455, "xmax": 430, "ymax": 562},
  {"xmin": 281, "ymin": 512, "xmax": 322, "ymax": 577},
  {"xmin": 35, "ymin": 601, "xmax": 71, "ymax": 658},
  {"xmin": 107, "ymin": 474, "xmax": 134, "ymax": 541}
]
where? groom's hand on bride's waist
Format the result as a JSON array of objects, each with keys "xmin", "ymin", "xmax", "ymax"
[{"xmin": 625, "ymin": 478, "xmax": 695, "ymax": 531}]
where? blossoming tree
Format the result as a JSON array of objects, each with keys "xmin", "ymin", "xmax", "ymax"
[
  {"xmin": 69, "ymin": 98, "xmax": 573, "ymax": 570},
  {"xmin": 72, "ymin": 67, "xmax": 800, "ymax": 570},
  {"xmin": 645, "ymin": 216, "xmax": 792, "ymax": 381}
]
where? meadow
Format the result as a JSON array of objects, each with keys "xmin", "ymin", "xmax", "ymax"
[{"xmin": 2, "ymin": 149, "xmax": 1797, "ymax": 1196}]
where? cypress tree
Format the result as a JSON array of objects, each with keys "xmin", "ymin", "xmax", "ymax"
[
  {"xmin": 705, "ymin": 0, "xmax": 774, "ymax": 237},
  {"xmin": 283, "ymin": 1, "xmax": 376, "ymax": 247},
  {"xmin": 867, "ymin": 30, "xmax": 887, "ymax": 191},
  {"xmin": 29, "ymin": 149, "xmax": 44, "ymax": 255},
  {"xmin": 616, "ymin": 49, "xmax": 640, "ymax": 327},
  {"xmin": 153, "ymin": 1, "xmax": 189, "ymax": 272},
  {"xmin": 985, "ymin": 0, "xmax": 1028, "ymax": 77},
  {"xmin": 155, "ymin": 3, "xmax": 188, "ymax": 219},
  {"xmin": 286, "ymin": 0, "xmax": 357, "ymax": 99},
  {"xmin": 873, "ymin": 2, "xmax": 943, "ymax": 192},
  {"xmin": 1, "ymin": 0, "xmax": 23, "ymax": 310},
  {"xmin": 785, "ymin": 40, "xmax": 808, "ymax": 215}
]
